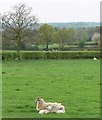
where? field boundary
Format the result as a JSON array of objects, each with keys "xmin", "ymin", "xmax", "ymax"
[{"xmin": 2, "ymin": 51, "xmax": 101, "ymax": 60}]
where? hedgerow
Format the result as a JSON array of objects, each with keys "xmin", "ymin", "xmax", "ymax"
[{"xmin": 2, "ymin": 51, "xmax": 101, "ymax": 60}]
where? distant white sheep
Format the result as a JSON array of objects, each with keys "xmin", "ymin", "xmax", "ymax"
[
  {"xmin": 93, "ymin": 57, "xmax": 97, "ymax": 60},
  {"xmin": 36, "ymin": 98, "xmax": 65, "ymax": 114}
]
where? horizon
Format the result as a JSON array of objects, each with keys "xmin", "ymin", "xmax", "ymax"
[{"xmin": 38, "ymin": 21, "xmax": 100, "ymax": 23}]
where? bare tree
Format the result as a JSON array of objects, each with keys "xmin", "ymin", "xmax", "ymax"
[{"xmin": 2, "ymin": 3, "xmax": 38, "ymax": 60}]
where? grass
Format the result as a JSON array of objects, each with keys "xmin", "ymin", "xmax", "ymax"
[{"xmin": 2, "ymin": 59, "xmax": 100, "ymax": 118}]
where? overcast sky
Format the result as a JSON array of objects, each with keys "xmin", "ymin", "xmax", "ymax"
[{"xmin": 0, "ymin": 0, "xmax": 101, "ymax": 23}]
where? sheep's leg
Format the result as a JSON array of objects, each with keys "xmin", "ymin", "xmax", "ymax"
[
  {"xmin": 56, "ymin": 110, "xmax": 65, "ymax": 114},
  {"xmin": 56, "ymin": 106, "xmax": 65, "ymax": 114},
  {"xmin": 39, "ymin": 110, "xmax": 44, "ymax": 114},
  {"xmin": 39, "ymin": 110, "xmax": 49, "ymax": 114}
]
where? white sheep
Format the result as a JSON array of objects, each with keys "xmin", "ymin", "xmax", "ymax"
[
  {"xmin": 36, "ymin": 98, "xmax": 65, "ymax": 114},
  {"xmin": 93, "ymin": 57, "xmax": 97, "ymax": 60}
]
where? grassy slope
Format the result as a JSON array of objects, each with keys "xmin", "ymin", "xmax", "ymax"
[{"xmin": 2, "ymin": 59, "xmax": 100, "ymax": 118}]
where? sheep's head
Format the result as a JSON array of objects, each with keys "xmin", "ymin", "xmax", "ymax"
[
  {"xmin": 36, "ymin": 97, "xmax": 44, "ymax": 103},
  {"xmin": 36, "ymin": 97, "xmax": 44, "ymax": 111}
]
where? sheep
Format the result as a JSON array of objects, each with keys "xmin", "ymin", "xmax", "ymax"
[
  {"xmin": 93, "ymin": 57, "xmax": 97, "ymax": 60},
  {"xmin": 36, "ymin": 98, "xmax": 65, "ymax": 114}
]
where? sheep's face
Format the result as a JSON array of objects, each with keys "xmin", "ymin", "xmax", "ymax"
[
  {"xmin": 36, "ymin": 98, "xmax": 44, "ymax": 103},
  {"xmin": 36, "ymin": 97, "xmax": 44, "ymax": 111}
]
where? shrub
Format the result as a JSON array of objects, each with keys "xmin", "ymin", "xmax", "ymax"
[
  {"xmin": 78, "ymin": 40, "xmax": 86, "ymax": 48},
  {"xmin": 2, "ymin": 52, "xmax": 18, "ymax": 60},
  {"xmin": 21, "ymin": 51, "xmax": 45, "ymax": 59}
]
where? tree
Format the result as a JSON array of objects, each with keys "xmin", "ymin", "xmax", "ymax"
[
  {"xmin": 92, "ymin": 33, "xmax": 100, "ymax": 45},
  {"xmin": 24, "ymin": 29, "xmax": 39, "ymax": 50},
  {"xmin": 67, "ymin": 28, "xmax": 75, "ymax": 45},
  {"xmin": 39, "ymin": 24, "xmax": 54, "ymax": 51},
  {"xmin": 81, "ymin": 31, "xmax": 89, "ymax": 41},
  {"xmin": 75, "ymin": 29, "xmax": 88, "ymax": 43},
  {"xmin": 55, "ymin": 29, "xmax": 68, "ymax": 49},
  {"xmin": 78, "ymin": 40, "xmax": 85, "ymax": 49},
  {"xmin": 2, "ymin": 3, "xmax": 38, "ymax": 60},
  {"xmin": 55, "ymin": 28, "xmax": 75, "ymax": 49}
]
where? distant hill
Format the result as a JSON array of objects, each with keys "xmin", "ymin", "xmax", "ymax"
[{"xmin": 46, "ymin": 22, "xmax": 100, "ymax": 29}]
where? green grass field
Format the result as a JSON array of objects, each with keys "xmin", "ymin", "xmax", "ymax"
[{"xmin": 2, "ymin": 59, "xmax": 100, "ymax": 118}]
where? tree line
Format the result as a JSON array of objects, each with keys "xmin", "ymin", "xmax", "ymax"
[{"xmin": 1, "ymin": 3, "xmax": 100, "ymax": 59}]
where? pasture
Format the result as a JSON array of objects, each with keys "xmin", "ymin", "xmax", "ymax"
[{"xmin": 2, "ymin": 59, "xmax": 100, "ymax": 118}]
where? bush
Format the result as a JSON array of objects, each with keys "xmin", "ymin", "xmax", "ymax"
[
  {"xmin": 78, "ymin": 40, "xmax": 85, "ymax": 48},
  {"xmin": 21, "ymin": 51, "xmax": 45, "ymax": 59},
  {"xmin": 2, "ymin": 52, "xmax": 18, "ymax": 60},
  {"xmin": 2, "ymin": 51, "xmax": 101, "ymax": 60}
]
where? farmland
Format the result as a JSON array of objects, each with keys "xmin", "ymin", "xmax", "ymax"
[{"xmin": 2, "ymin": 59, "xmax": 100, "ymax": 118}]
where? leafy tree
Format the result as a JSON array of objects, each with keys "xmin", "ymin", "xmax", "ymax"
[
  {"xmin": 24, "ymin": 29, "xmax": 39, "ymax": 50},
  {"xmin": 81, "ymin": 31, "xmax": 89, "ymax": 41},
  {"xmin": 75, "ymin": 29, "xmax": 89, "ymax": 43},
  {"xmin": 39, "ymin": 23, "xmax": 54, "ymax": 51},
  {"xmin": 55, "ymin": 28, "xmax": 75, "ymax": 49},
  {"xmin": 2, "ymin": 3, "xmax": 38, "ymax": 60},
  {"xmin": 55, "ymin": 29, "xmax": 68, "ymax": 49}
]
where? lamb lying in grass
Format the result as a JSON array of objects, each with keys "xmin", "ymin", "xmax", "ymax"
[{"xmin": 36, "ymin": 98, "xmax": 65, "ymax": 114}]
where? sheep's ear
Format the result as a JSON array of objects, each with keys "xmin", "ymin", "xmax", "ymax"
[{"xmin": 37, "ymin": 97, "xmax": 40, "ymax": 100}]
